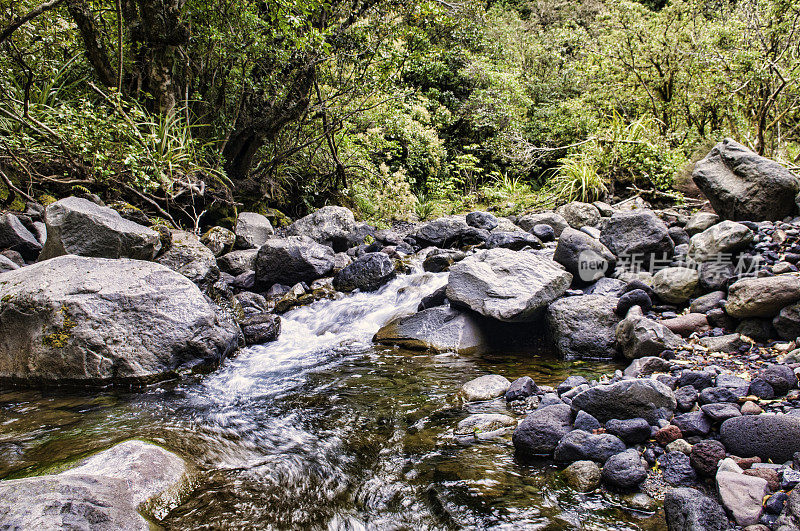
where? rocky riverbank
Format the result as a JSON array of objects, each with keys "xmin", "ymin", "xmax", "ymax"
[{"xmin": 2, "ymin": 138, "xmax": 800, "ymax": 528}]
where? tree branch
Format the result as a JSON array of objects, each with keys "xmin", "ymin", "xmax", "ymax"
[{"xmin": 0, "ymin": 0, "xmax": 68, "ymax": 45}]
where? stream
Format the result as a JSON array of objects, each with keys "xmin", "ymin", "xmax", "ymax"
[{"xmin": 0, "ymin": 263, "xmax": 667, "ymax": 529}]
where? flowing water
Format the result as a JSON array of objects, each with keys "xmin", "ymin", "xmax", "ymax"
[{"xmin": 0, "ymin": 264, "xmax": 667, "ymax": 530}]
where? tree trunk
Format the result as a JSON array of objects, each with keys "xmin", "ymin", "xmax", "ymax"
[{"xmin": 67, "ymin": 0, "xmax": 117, "ymax": 88}]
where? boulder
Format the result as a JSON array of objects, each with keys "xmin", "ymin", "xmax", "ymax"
[
  {"xmin": 38, "ymin": 197, "xmax": 160, "ymax": 261},
  {"xmin": 546, "ymin": 295, "xmax": 620, "ymax": 360},
  {"xmin": 0, "ymin": 255, "xmax": 19, "ymax": 273},
  {"xmin": 701, "ymin": 402, "xmax": 741, "ymax": 422},
  {"xmin": 466, "ymin": 211, "xmax": 499, "ymax": 231},
  {"xmin": 517, "ymin": 212, "xmax": 569, "ymax": 237},
  {"xmin": 616, "ymin": 289, "xmax": 652, "ymax": 315},
  {"xmin": 460, "ymin": 374, "xmax": 511, "ymax": 401},
  {"xmin": 586, "ymin": 277, "xmax": 627, "ymax": 297},
  {"xmin": 217, "ymin": 249, "xmax": 258, "ymax": 276},
  {"xmin": 687, "ymin": 220, "xmax": 754, "ymax": 262},
  {"xmin": 720, "ymin": 414, "xmax": 800, "ymax": 462},
  {"xmin": 531, "ymin": 223, "xmax": 555, "ymax": 242},
  {"xmin": 555, "ymin": 201, "xmax": 601, "ymax": 229},
  {"xmin": 672, "ymin": 411, "xmax": 712, "ymax": 436},
  {"xmin": 570, "ymin": 378, "xmax": 677, "ymax": 424},
  {"xmin": 726, "ymin": 274, "xmax": 800, "ymax": 318},
  {"xmin": 286, "ymin": 206, "xmax": 355, "ymax": 251},
  {"xmin": 601, "ymin": 449, "xmax": 647, "ymax": 490},
  {"xmin": 156, "ymin": 229, "xmax": 219, "ymax": 286},
  {"xmin": 553, "ymin": 227, "xmax": 616, "ymax": 283},
  {"xmin": 616, "ymin": 307, "xmax": 683, "ymax": 359},
  {"xmin": 454, "ymin": 413, "xmax": 516, "ymax": 441},
  {"xmin": 485, "ymin": 231, "xmax": 542, "ymax": 251},
  {"xmin": 0, "ymin": 440, "xmax": 189, "ymax": 530},
  {"xmin": 0, "ymin": 256, "xmax": 239, "ymax": 386},
  {"xmin": 690, "ymin": 290, "xmax": 726, "ymax": 313},
  {"xmin": 374, "ymin": 306, "xmax": 491, "ymax": 354},
  {"xmin": 506, "ymin": 376, "xmax": 538, "ymax": 401},
  {"xmin": 446, "ymin": 249, "xmax": 571, "ymax": 322},
  {"xmin": 512, "ymin": 404, "xmax": 573, "ymax": 456},
  {"xmin": 692, "ymin": 138, "xmax": 800, "ymax": 221},
  {"xmin": 0, "ymin": 213, "xmax": 41, "ymax": 261},
  {"xmin": 573, "ymin": 410, "xmax": 601, "ymax": 432},
  {"xmin": 554, "ymin": 430, "xmax": 626, "ymax": 464},
  {"xmin": 773, "ymin": 301, "xmax": 800, "ymax": 340},
  {"xmin": 690, "ymin": 440, "xmax": 726, "ymax": 477},
  {"xmin": 599, "ymin": 210, "xmax": 674, "ymax": 268},
  {"xmin": 411, "ymin": 216, "xmax": 471, "ymax": 249},
  {"xmin": 605, "ymin": 418, "xmax": 651, "ymax": 444},
  {"xmin": 661, "ymin": 313, "xmax": 710, "ymax": 337},
  {"xmin": 659, "ymin": 451, "xmax": 698, "ymax": 485},
  {"xmin": 255, "ymin": 236, "xmax": 335, "ymax": 288},
  {"xmin": 234, "ymin": 212, "xmax": 274, "ymax": 249},
  {"xmin": 652, "ymin": 267, "xmax": 699, "ymax": 304},
  {"xmin": 333, "ymin": 252, "xmax": 395, "ymax": 292},
  {"xmin": 760, "ymin": 364, "xmax": 797, "ymax": 395},
  {"xmin": 663, "ymin": 487, "xmax": 729, "ymax": 531},
  {"xmin": 717, "ymin": 470, "xmax": 769, "ymax": 526},
  {"xmin": 685, "ymin": 212, "xmax": 721, "ymax": 235},
  {"xmin": 240, "ymin": 313, "xmax": 281, "ymax": 345},
  {"xmin": 623, "ymin": 356, "xmax": 671, "ymax": 378},
  {"xmin": 563, "ymin": 460, "xmax": 601, "ymax": 492},
  {"xmin": 200, "ymin": 226, "xmax": 236, "ymax": 256}
]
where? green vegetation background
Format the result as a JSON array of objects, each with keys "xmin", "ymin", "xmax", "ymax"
[{"xmin": 2, "ymin": 0, "xmax": 799, "ymax": 227}]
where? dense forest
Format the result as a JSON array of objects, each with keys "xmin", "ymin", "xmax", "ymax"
[{"xmin": 2, "ymin": 0, "xmax": 800, "ymax": 227}]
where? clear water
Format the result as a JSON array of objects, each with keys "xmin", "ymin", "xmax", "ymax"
[{"xmin": 0, "ymin": 265, "xmax": 666, "ymax": 530}]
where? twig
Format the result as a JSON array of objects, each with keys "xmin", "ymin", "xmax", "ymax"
[
  {"xmin": 0, "ymin": 167, "xmax": 36, "ymax": 203},
  {"xmin": 122, "ymin": 184, "xmax": 179, "ymax": 228}
]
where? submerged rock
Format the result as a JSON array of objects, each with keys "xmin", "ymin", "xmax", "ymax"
[
  {"xmin": 0, "ymin": 256, "xmax": 240, "ymax": 386},
  {"xmin": 460, "ymin": 375, "xmax": 512, "ymax": 401},
  {"xmin": 0, "ymin": 440, "xmax": 190, "ymax": 530}
]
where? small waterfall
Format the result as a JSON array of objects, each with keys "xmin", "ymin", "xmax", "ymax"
[{"xmin": 202, "ymin": 262, "xmax": 448, "ymax": 401}]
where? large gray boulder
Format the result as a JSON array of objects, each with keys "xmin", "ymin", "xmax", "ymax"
[
  {"xmin": 570, "ymin": 379, "xmax": 677, "ymax": 424},
  {"xmin": 0, "ymin": 256, "xmax": 239, "ymax": 386},
  {"xmin": 687, "ymin": 220, "xmax": 754, "ymax": 262},
  {"xmin": 546, "ymin": 295, "xmax": 620, "ymax": 359},
  {"xmin": 663, "ymin": 487, "xmax": 729, "ymax": 531},
  {"xmin": 693, "ymin": 138, "xmax": 800, "ymax": 221},
  {"xmin": 255, "ymin": 236, "xmax": 335, "ymax": 288},
  {"xmin": 599, "ymin": 210, "xmax": 674, "ymax": 268},
  {"xmin": 38, "ymin": 197, "xmax": 161, "ymax": 261},
  {"xmin": 0, "ymin": 213, "xmax": 41, "ymax": 261},
  {"xmin": 156, "ymin": 229, "xmax": 219, "ymax": 286},
  {"xmin": 553, "ymin": 227, "xmax": 615, "ymax": 283},
  {"xmin": 374, "ymin": 306, "xmax": 492, "ymax": 354},
  {"xmin": 446, "ymin": 249, "xmax": 572, "ymax": 322},
  {"xmin": 512, "ymin": 404, "xmax": 573, "ymax": 456},
  {"xmin": 333, "ymin": 252, "xmax": 395, "ymax": 292},
  {"xmin": 720, "ymin": 414, "xmax": 800, "ymax": 462},
  {"xmin": 286, "ymin": 206, "xmax": 356, "ymax": 251},
  {"xmin": 234, "ymin": 212, "xmax": 274, "ymax": 249},
  {"xmin": 726, "ymin": 273, "xmax": 800, "ymax": 318},
  {"xmin": 0, "ymin": 440, "xmax": 190, "ymax": 530},
  {"xmin": 616, "ymin": 307, "xmax": 683, "ymax": 359}
]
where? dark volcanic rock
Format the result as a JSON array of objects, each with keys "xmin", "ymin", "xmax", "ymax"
[
  {"xmin": 512, "ymin": 404, "xmax": 573, "ymax": 456},
  {"xmin": 663, "ymin": 487, "xmax": 728, "ymax": 531},
  {"xmin": 692, "ymin": 138, "xmax": 800, "ymax": 221},
  {"xmin": 605, "ymin": 418, "xmax": 651, "ymax": 444},
  {"xmin": 720, "ymin": 414, "xmax": 800, "ymax": 462},
  {"xmin": 601, "ymin": 449, "xmax": 647, "ymax": 490},
  {"xmin": 658, "ymin": 451, "xmax": 698, "ymax": 486},
  {"xmin": 570, "ymin": 379, "xmax": 676, "ymax": 424},
  {"xmin": 690, "ymin": 440, "xmax": 726, "ymax": 477},
  {"xmin": 554, "ymin": 430, "xmax": 626, "ymax": 464},
  {"xmin": 333, "ymin": 252, "xmax": 396, "ymax": 292},
  {"xmin": 255, "ymin": 236, "xmax": 335, "ymax": 288}
]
